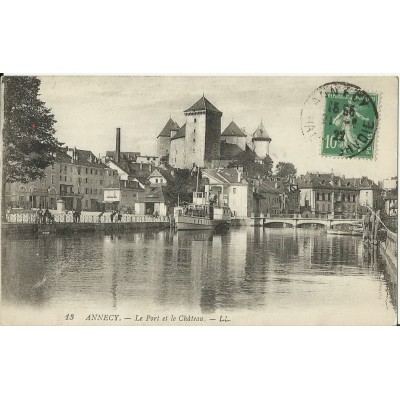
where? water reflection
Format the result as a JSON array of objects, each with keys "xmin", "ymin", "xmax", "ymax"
[{"xmin": 1, "ymin": 227, "xmax": 397, "ymax": 322}]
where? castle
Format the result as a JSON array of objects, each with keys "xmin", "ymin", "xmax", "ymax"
[{"xmin": 157, "ymin": 95, "xmax": 271, "ymax": 169}]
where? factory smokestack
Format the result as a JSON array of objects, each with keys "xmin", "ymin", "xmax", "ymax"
[{"xmin": 116, "ymin": 128, "xmax": 121, "ymax": 162}]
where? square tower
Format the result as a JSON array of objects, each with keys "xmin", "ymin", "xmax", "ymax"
[{"xmin": 183, "ymin": 95, "xmax": 222, "ymax": 168}]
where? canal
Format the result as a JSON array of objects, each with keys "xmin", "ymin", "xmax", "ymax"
[{"xmin": 1, "ymin": 227, "xmax": 397, "ymax": 325}]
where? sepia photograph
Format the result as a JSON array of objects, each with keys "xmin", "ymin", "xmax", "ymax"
[{"xmin": 0, "ymin": 75, "xmax": 398, "ymax": 325}]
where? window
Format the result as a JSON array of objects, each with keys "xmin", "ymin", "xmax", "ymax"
[
  {"xmin": 78, "ymin": 167, "xmax": 81, "ymax": 175},
  {"xmin": 194, "ymin": 129, "xmax": 196, "ymax": 133},
  {"xmin": 94, "ymin": 189, "xmax": 97, "ymax": 195},
  {"xmin": 155, "ymin": 178, "xmax": 158, "ymax": 183},
  {"xmin": 85, "ymin": 188, "xmax": 88, "ymax": 194},
  {"xmin": 322, "ymin": 193, "xmax": 325, "ymax": 201},
  {"xmin": 51, "ymin": 175, "xmax": 55, "ymax": 184},
  {"xmin": 342, "ymin": 194, "xmax": 345, "ymax": 201},
  {"xmin": 51, "ymin": 164, "xmax": 55, "ymax": 170},
  {"xmin": 85, "ymin": 200, "xmax": 89, "ymax": 208},
  {"xmin": 86, "ymin": 168, "xmax": 88, "ymax": 174},
  {"xmin": 328, "ymin": 193, "xmax": 331, "ymax": 201},
  {"xmin": 85, "ymin": 178, "xmax": 88, "ymax": 183},
  {"xmin": 100, "ymin": 180, "xmax": 103, "ymax": 185},
  {"xmin": 347, "ymin": 194, "xmax": 350, "ymax": 202},
  {"xmin": 64, "ymin": 165, "xmax": 67, "ymax": 173},
  {"xmin": 352, "ymin": 194, "xmax": 356, "ymax": 202},
  {"xmin": 316, "ymin": 192, "xmax": 320, "ymax": 201},
  {"xmin": 64, "ymin": 176, "xmax": 67, "ymax": 182},
  {"xmin": 95, "ymin": 169, "xmax": 97, "ymax": 175},
  {"xmin": 90, "ymin": 169, "xmax": 93, "ymax": 174},
  {"xmin": 193, "ymin": 138, "xmax": 195, "ymax": 143},
  {"xmin": 233, "ymin": 188, "xmax": 236, "ymax": 194}
]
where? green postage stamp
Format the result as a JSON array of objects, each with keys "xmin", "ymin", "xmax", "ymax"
[{"xmin": 322, "ymin": 90, "xmax": 379, "ymax": 159}]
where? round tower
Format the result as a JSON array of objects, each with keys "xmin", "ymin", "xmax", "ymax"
[{"xmin": 251, "ymin": 121, "xmax": 271, "ymax": 160}]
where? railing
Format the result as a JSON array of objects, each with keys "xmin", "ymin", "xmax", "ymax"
[{"xmin": 5, "ymin": 213, "xmax": 170, "ymax": 224}]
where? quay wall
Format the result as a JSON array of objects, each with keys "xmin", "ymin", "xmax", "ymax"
[
  {"xmin": 379, "ymin": 230, "xmax": 398, "ymax": 281},
  {"xmin": 1, "ymin": 221, "xmax": 170, "ymax": 236}
]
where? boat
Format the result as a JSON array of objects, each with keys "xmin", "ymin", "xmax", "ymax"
[
  {"xmin": 327, "ymin": 224, "xmax": 363, "ymax": 237},
  {"xmin": 174, "ymin": 192, "xmax": 231, "ymax": 231}
]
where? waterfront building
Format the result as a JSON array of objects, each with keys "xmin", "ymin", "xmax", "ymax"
[
  {"xmin": 296, "ymin": 172, "xmax": 381, "ymax": 218},
  {"xmin": 135, "ymin": 186, "xmax": 168, "ymax": 216},
  {"xmin": 5, "ymin": 147, "xmax": 119, "ymax": 211},
  {"xmin": 202, "ymin": 168, "xmax": 251, "ymax": 218},
  {"xmin": 253, "ymin": 181, "xmax": 281, "ymax": 216},
  {"xmin": 103, "ymin": 180, "xmax": 144, "ymax": 213}
]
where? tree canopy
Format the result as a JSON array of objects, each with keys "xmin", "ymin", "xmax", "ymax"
[
  {"xmin": 275, "ymin": 162, "xmax": 297, "ymax": 179},
  {"xmin": 227, "ymin": 152, "xmax": 273, "ymax": 178},
  {"xmin": 2, "ymin": 76, "xmax": 61, "ymax": 183},
  {"xmin": 163, "ymin": 168, "xmax": 201, "ymax": 207}
]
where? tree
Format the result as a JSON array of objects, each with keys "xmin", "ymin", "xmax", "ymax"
[
  {"xmin": 164, "ymin": 168, "xmax": 200, "ymax": 208},
  {"xmin": 275, "ymin": 162, "xmax": 297, "ymax": 179},
  {"xmin": 228, "ymin": 152, "xmax": 273, "ymax": 179},
  {"xmin": 2, "ymin": 76, "xmax": 61, "ymax": 219}
]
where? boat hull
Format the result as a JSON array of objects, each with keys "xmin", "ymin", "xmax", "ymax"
[
  {"xmin": 176, "ymin": 215, "xmax": 230, "ymax": 231},
  {"xmin": 327, "ymin": 229, "xmax": 362, "ymax": 237}
]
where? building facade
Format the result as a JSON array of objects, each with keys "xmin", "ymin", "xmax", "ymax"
[{"xmin": 5, "ymin": 147, "xmax": 119, "ymax": 212}]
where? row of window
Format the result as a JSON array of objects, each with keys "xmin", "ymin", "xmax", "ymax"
[
  {"xmin": 315, "ymin": 203, "xmax": 356, "ymax": 212},
  {"xmin": 52, "ymin": 164, "xmax": 117, "ymax": 177},
  {"xmin": 316, "ymin": 192, "xmax": 357, "ymax": 202}
]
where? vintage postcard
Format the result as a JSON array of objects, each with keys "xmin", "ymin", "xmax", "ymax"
[{"xmin": 0, "ymin": 76, "xmax": 398, "ymax": 325}]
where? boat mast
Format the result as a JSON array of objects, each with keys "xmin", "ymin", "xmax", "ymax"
[{"xmin": 196, "ymin": 166, "xmax": 200, "ymax": 193}]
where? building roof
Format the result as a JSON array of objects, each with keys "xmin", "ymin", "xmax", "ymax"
[
  {"xmin": 184, "ymin": 95, "xmax": 222, "ymax": 115},
  {"xmin": 157, "ymin": 118, "xmax": 180, "ymax": 138},
  {"xmin": 221, "ymin": 121, "xmax": 247, "ymax": 137},
  {"xmin": 202, "ymin": 168, "xmax": 245, "ymax": 184},
  {"xmin": 138, "ymin": 186, "xmax": 166, "ymax": 203},
  {"xmin": 252, "ymin": 121, "xmax": 271, "ymax": 141},
  {"xmin": 59, "ymin": 147, "xmax": 109, "ymax": 169},
  {"xmin": 296, "ymin": 173, "xmax": 380, "ymax": 190},
  {"xmin": 171, "ymin": 123, "xmax": 186, "ymax": 140},
  {"xmin": 106, "ymin": 151, "xmax": 140, "ymax": 161},
  {"xmin": 148, "ymin": 168, "xmax": 174, "ymax": 184}
]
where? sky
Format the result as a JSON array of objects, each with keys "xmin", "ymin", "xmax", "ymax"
[{"xmin": 38, "ymin": 76, "xmax": 398, "ymax": 181}]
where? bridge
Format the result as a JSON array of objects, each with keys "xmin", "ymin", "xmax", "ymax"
[{"xmin": 254, "ymin": 215, "xmax": 362, "ymax": 229}]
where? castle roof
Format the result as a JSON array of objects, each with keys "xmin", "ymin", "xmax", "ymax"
[
  {"xmin": 220, "ymin": 142, "xmax": 245, "ymax": 160},
  {"xmin": 171, "ymin": 123, "xmax": 186, "ymax": 140},
  {"xmin": 252, "ymin": 121, "xmax": 271, "ymax": 141},
  {"xmin": 221, "ymin": 121, "xmax": 247, "ymax": 137},
  {"xmin": 157, "ymin": 118, "xmax": 180, "ymax": 138},
  {"xmin": 184, "ymin": 95, "xmax": 222, "ymax": 115}
]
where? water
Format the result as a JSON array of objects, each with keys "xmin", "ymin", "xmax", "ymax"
[{"xmin": 1, "ymin": 227, "xmax": 397, "ymax": 325}]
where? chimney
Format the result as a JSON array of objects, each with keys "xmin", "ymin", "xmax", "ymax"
[{"xmin": 116, "ymin": 128, "xmax": 121, "ymax": 163}]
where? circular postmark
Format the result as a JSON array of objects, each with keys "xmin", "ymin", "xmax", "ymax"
[{"xmin": 301, "ymin": 82, "xmax": 379, "ymax": 159}]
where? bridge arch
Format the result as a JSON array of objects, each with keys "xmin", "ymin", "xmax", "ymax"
[
  {"xmin": 264, "ymin": 219, "xmax": 296, "ymax": 228},
  {"xmin": 297, "ymin": 220, "xmax": 328, "ymax": 228}
]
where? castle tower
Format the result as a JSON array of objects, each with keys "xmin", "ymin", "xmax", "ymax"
[
  {"xmin": 157, "ymin": 118, "xmax": 180, "ymax": 163},
  {"xmin": 251, "ymin": 121, "xmax": 271, "ymax": 160},
  {"xmin": 183, "ymin": 95, "xmax": 222, "ymax": 168}
]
